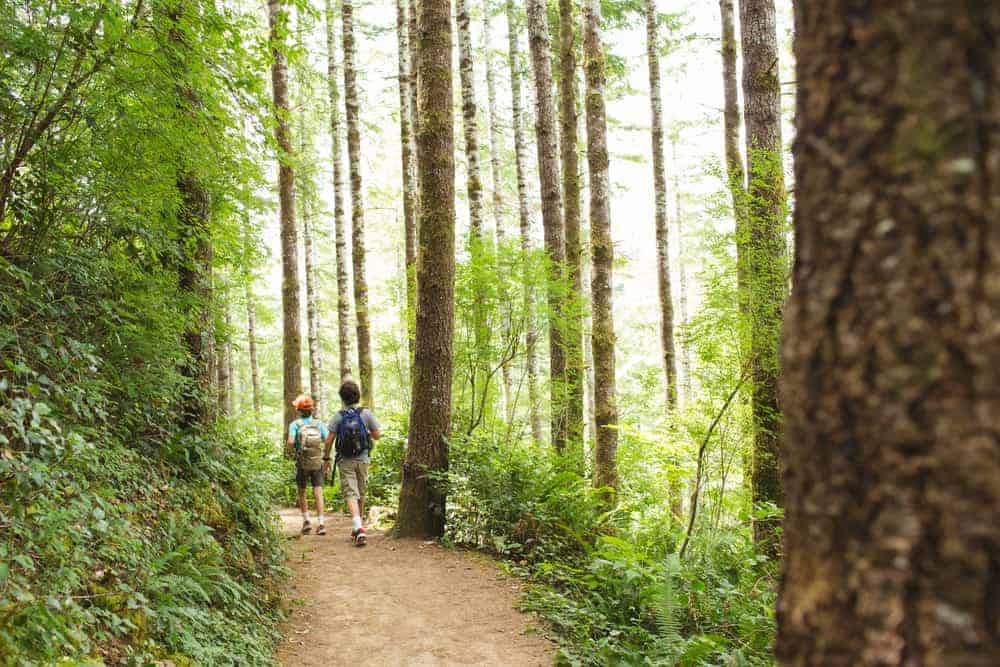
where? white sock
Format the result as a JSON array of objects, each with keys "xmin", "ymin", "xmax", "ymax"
[
  {"xmin": 352, "ymin": 516, "xmax": 363, "ymax": 530},
  {"xmin": 303, "ymin": 511, "xmax": 311, "ymax": 521},
  {"xmin": 317, "ymin": 515, "xmax": 325, "ymax": 525}
]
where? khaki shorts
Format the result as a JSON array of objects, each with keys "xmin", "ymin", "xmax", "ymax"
[{"xmin": 338, "ymin": 458, "xmax": 368, "ymax": 502}]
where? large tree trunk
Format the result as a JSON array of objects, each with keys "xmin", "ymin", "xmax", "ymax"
[
  {"xmin": 506, "ymin": 0, "xmax": 544, "ymax": 445},
  {"xmin": 777, "ymin": 3, "xmax": 999, "ymax": 664},
  {"xmin": 325, "ymin": 0, "xmax": 354, "ymax": 381},
  {"xmin": 268, "ymin": 0, "xmax": 303, "ymax": 432},
  {"xmin": 644, "ymin": 0, "xmax": 677, "ymax": 408},
  {"xmin": 558, "ymin": 0, "xmax": 585, "ymax": 462},
  {"xmin": 583, "ymin": 0, "xmax": 617, "ymax": 493},
  {"xmin": 740, "ymin": 0, "xmax": 787, "ymax": 553},
  {"xmin": 720, "ymin": 0, "xmax": 748, "ymax": 317},
  {"xmin": 525, "ymin": 0, "xmax": 568, "ymax": 453},
  {"xmin": 303, "ymin": 200, "xmax": 324, "ymax": 416},
  {"xmin": 342, "ymin": 0, "xmax": 374, "ymax": 406},
  {"xmin": 396, "ymin": 0, "xmax": 456, "ymax": 539},
  {"xmin": 396, "ymin": 0, "xmax": 418, "ymax": 361},
  {"xmin": 245, "ymin": 282, "xmax": 262, "ymax": 426}
]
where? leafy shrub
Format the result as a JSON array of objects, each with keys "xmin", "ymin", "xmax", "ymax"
[
  {"xmin": 440, "ymin": 433, "xmax": 776, "ymax": 666},
  {"xmin": 1, "ymin": 258, "xmax": 287, "ymax": 666}
]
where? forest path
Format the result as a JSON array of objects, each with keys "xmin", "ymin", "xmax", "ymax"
[{"xmin": 275, "ymin": 508, "xmax": 553, "ymax": 666}]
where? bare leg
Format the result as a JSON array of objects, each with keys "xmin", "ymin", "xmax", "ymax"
[
  {"xmin": 313, "ymin": 485, "xmax": 325, "ymax": 522},
  {"xmin": 347, "ymin": 498, "xmax": 361, "ymax": 523},
  {"xmin": 297, "ymin": 487, "xmax": 308, "ymax": 515}
]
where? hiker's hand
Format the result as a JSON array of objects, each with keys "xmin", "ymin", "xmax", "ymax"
[{"xmin": 323, "ymin": 461, "xmax": 331, "ymax": 475}]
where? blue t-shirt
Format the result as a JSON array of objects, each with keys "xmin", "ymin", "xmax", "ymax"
[{"xmin": 288, "ymin": 416, "xmax": 329, "ymax": 449}]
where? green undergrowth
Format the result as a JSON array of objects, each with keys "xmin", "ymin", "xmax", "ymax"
[
  {"xmin": 1, "ymin": 260, "xmax": 287, "ymax": 666},
  {"xmin": 438, "ymin": 434, "xmax": 777, "ymax": 666}
]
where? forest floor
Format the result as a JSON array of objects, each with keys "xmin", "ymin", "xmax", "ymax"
[{"xmin": 274, "ymin": 508, "xmax": 554, "ymax": 666}]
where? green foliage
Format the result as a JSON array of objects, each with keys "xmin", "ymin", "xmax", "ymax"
[
  {"xmin": 0, "ymin": 261, "xmax": 286, "ymax": 665},
  {"xmin": 437, "ymin": 433, "xmax": 776, "ymax": 666}
]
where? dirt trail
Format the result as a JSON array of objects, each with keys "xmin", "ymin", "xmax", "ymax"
[{"xmin": 275, "ymin": 509, "xmax": 553, "ymax": 666}]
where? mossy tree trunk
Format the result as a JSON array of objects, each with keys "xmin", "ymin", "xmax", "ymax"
[
  {"xmin": 325, "ymin": 0, "xmax": 354, "ymax": 381},
  {"xmin": 583, "ymin": 0, "xmax": 617, "ymax": 494},
  {"xmin": 778, "ymin": 3, "xmax": 999, "ymax": 663},
  {"xmin": 644, "ymin": 0, "xmax": 677, "ymax": 408},
  {"xmin": 342, "ymin": 0, "xmax": 374, "ymax": 406},
  {"xmin": 526, "ymin": 0, "xmax": 568, "ymax": 453},
  {"xmin": 719, "ymin": 0, "xmax": 748, "ymax": 317},
  {"xmin": 456, "ymin": 0, "xmax": 485, "ymax": 241},
  {"xmin": 268, "ymin": 0, "xmax": 302, "ymax": 432},
  {"xmin": 558, "ymin": 0, "xmax": 585, "ymax": 464},
  {"xmin": 506, "ymin": 0, "xmax": 544, "ymax": 445},
  {"xmin": 740, "ymin": 0, "xmax": 787, "ymax": 555},
  {"xmin": 396, "ymin": 0, "xmax": 456, "ymax": 539},
  {"xmin": 396, "ymin": 0, "xmax": 418, "ymax": 359}
]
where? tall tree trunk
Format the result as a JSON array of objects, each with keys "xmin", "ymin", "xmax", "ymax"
[
  {"xmin": 325, "ymin": 0, "xmax": 354, "ymax": 381},
  {"xmin": 558, "ymin": 0, "xmax": 585, "ymax": 462},
  {"xmin": 644, "ymin": 0, "xmax": 677, "ymax": 408},
  {"xmin": 740, "ymin": 0, "xmax": 787, "ymax": 554},
  {"xmin": 303, "ymin": 200, "xmax": 324, "ymax": 416},
  {"xmin": 482, "ymin": 0, "xmax": 513, "ymax": 417},
  {"xmin": 176, "ymin": 173, "xmax": 214, "ymax": 428},
  {"xmin": 720, "ymin": 0, "xmax": 748, "ymax": 317},
  {"xmin": 583, "ymin": 0, "xmax": 617, "ymax": 493},
  {"xmin": 396, "ymin": 0, "xmax": 418, "ymax": 359},
  {"xmin": 268, "ymin": 0, "xmax": 302, "ymax": 432},
  {"xmin": 456, "ymin": 0, "xmax": 491, "ymax": 430},
  {"xmin": 671, "ymin": 136, "xmax": 691, "ymax": 403},
  {"xmin": 342, "ymin": 0, "xmax": 374, "ymax": 406},
  {"xmin": 506, "ymin": 0, "xmax": 544, "ymax": 445},
  {"xmin": 396, "ymin": 0, "xmax": 456, "ymax": 539},
  {"xmin": 245, "ymin": 282, "xmax": 262, "ymax": 426},
  {"xmin": 525, "ymin": 0, "xmax": 568, "ymax": 453},
  {"xmin": 165, "ymin": 3, "xmax": 214, "ymax": 429},
  {"xmin": 216, "ymin": 283, "xmax": 233, "ymax": 418},
  {"xmin": 777, "ymin": 3, "xmax": 999, "ymax": 663},
  {"xmin": 456, "ymin": 0, "xmax": 485, "ymax": 240}
]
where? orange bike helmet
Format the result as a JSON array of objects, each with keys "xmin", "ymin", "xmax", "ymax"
[{"xmin": 293, "ymin": 395, "xmax": 314, "ymax": 410}]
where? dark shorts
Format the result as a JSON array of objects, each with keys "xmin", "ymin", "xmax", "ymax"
[{"xmin": 295, "ymin": 463, "xmax": 324, "ymax": 489}]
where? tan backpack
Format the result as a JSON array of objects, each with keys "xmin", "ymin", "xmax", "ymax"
[{"xmin": 296, "ymin": 419, "xmax": 325, "ymax": 471}]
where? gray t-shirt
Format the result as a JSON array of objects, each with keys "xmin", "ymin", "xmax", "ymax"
[{"xmin": 327, "ymin": 406, "xmax": 380, "ymax": 462}]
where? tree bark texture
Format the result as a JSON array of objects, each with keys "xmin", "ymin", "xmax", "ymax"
[
  {"xmin": 740, "ymin": 0, "xmax": 787, "ymax": 552},
  {"xmin": 176, "ymin": 172, "xmax": 214, "ymax": 428},
  {"xmin": 456, "ymin": 0, "xmax": 485, "ymax": 241},
  {"xmin": 526, "ymin": 0, "xmax": 568, "ymax": 453},
  {"xmin": 325, "ymin": 0, "xmax": 354, "ymax": 381},
  {"xmin": 396, "ymin": 0, "xmax": 456, "ymax": 539},
  {"xmin": 777, "ymin": 3, "xmax": 999, "ymax": 665},
  {"xmin": 720, "ymin": 0, "xmax": 748, "ymax": 317},
  {"xmin": 558, "ymin": 0, "xmax": 585, "ymax": 461},
  {"xmin": 303, "ymin": 202, "xmax": 324, "ymax": 417},
  {"xmin": 506, "ymin": 0, "xmax": 544, "ymax": 445},
  {"xmin": 396, "ymin": 0, "xmax": 418, "ymax": 358},
  {"xmin": 268, "ymin": 0, "xmax": 303, "ymax": 432},
  {"xmin": 245, "ymin": 282, "xmax": 262, "ymax": 424},
  {"xmin": 583, "ymin": 0, "xmax": 618, "ymax": 493},
  {"xmin": 342, "ymin": 0, "xmax": 374, "ymax": 407},
  {"xmin": 644, "ymin": 0, "xmax": 677, "ymax": 408}
]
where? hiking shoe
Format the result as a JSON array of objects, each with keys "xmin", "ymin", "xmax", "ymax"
[
  {"xmin": 301, "ymin": 520, "xmax": 312, "ymax": 535},
  {"xmin": 316, "ymin": 524, "xmax": 327, "ymax": 536},
  {"xmin": 351, "ymin": 527, "xmax": 367, "ymax": 546}
]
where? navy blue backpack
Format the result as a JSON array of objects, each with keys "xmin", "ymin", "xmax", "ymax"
[{"xmin": 335, "ymin": 407, "xmax": 371, "ymax": 458}]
